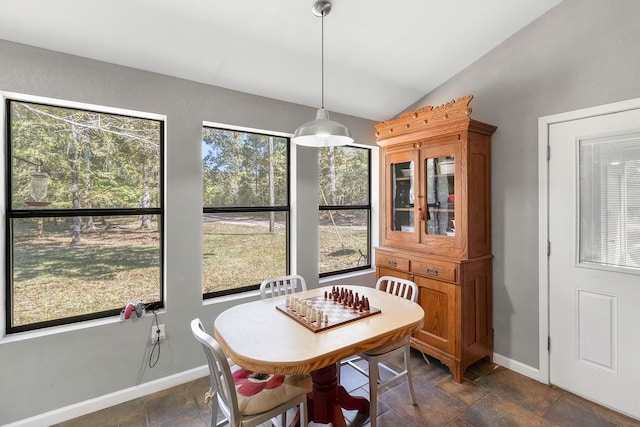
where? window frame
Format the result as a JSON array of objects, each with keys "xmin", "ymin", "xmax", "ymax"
[
  {"xmin": 202, "ymin": 123, "xmax": 291, "ymax": 299},
  {"xmin": 3, "ymin": 95, "xmax": 165, "ymax": 334},
  {"xmin": 319, "ymin": 145, "xmax": 372, "ymax": 278}
]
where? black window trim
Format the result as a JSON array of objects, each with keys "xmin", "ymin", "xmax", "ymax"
[
  {"xmin": 319, "ymin": 146, "xmax": 372, "ymax": 278},
  {"xmin": 202, "ymin": 124, "xmax": 291, "ymax": 299},
  {"xmin": 4, "ymin": 97, "xmax": 165, "ymax": 334}
]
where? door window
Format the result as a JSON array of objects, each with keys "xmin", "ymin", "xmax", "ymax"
[{"xmin": 579, "ymin": 132, "xmax": 640, "ymax": 270}]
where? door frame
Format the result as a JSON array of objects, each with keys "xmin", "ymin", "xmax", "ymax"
[{"xmin": 538, "ymin": 96, "xmax": 640, "ymax": 385}]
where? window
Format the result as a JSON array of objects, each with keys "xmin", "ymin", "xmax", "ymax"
[
  {"xmin": 580, "ymin": 132, "xmax": 640, "ymax": 270},
  {"xmin": 202, "ymin": 125, "xmax": 289, "ymax": 297},
  {"xmin": 5, "ymin": 99, "xmax": 164, "ymax": 333},
  {"xmin": 319, "ymin": 146, "xmax": 371, "ymax": 276}
]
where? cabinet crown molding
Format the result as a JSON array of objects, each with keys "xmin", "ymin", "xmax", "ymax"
[{"xmin": 375, "ymin": 95, "xmax": 475, "ymax": 143}]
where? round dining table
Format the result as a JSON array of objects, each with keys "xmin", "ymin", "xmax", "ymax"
[{"xmin": 214, "ymin": 284, "xmax": 424, "ymax": 427}]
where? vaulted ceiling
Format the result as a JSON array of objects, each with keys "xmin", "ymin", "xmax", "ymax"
[{"xmin": 0, "ymin": 0, "xmax": 562, "ymax": 121}]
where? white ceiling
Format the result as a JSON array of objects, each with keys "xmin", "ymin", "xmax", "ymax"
[{"xmin": 0, "ymin": 0, "xmax": 561, "ymax": 121}]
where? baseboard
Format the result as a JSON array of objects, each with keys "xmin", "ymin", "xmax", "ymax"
[
  {"xmin": 493, "ymin": 352, "xmax": 543, "ymax": 383},
  {"xmin": 5, "ymin": 366, "xmax": 209, "ymax": 427}
]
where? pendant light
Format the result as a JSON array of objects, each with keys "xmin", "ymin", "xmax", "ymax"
[{"xmin": 293, "ymin": 0, "xmax": 353, "ymax": 147}]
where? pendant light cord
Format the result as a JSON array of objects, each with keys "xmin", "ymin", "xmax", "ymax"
[{"xmin": 321, "ymin": 10, "xmax": 325, "ymax": 109}]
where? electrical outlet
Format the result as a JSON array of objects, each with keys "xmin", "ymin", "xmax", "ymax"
[{"xmin": 151, "ymin": 324, "xmax": 166, "ymax": 344}]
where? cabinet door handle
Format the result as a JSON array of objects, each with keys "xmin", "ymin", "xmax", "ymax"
[
  {"xmin": 426, "ymin": 268, "xmax": 439, "ymax": 277},
  {"xmin": 387, "ymin": 260, "xmax": 397, "ymax": 267}
]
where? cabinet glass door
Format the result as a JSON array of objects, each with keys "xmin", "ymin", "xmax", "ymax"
[
  {"xmin": 391, "ymin": 161, "xmax": 414, "ymax": 232},
  {"xmin": 425, "ymin": 155, "xmax": 455, "ymax": 236}
]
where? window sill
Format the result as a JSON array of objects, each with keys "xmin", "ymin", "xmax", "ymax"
[
  {"xmin": 203, "ymin": 289, "xmax": 261, "ymax": 306},
  {"xmin": 319, "ymin": 268, "xmax": 376, "ymax": 286},
  {"xmin": 0, "ymin": 309, "xmax": 166, "ymax": 344}
]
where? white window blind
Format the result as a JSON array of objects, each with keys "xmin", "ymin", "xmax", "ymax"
[{"xmin": 579, "ymin": 132, "xmax": 640, "ymax": 270}]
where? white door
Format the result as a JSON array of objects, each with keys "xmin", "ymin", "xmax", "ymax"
[{"xmin": 547, "ymin": 104, "xmax": 640, "ymax": 420}]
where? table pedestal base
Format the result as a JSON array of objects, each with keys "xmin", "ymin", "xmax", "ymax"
[{"xmin": 307, "ymin": 363, "xmax": 369, "ymax": 427}]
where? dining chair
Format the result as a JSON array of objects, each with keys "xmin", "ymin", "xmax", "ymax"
[
  {"xmin": 259, "ymin": 274, "xmax": 307, "ymax": 299},
  {"xmin": 341, "ymin": 276, "xmax": 418, "ymax": 427},
  {"xmin": 190, "ymin": 318, "xmax": 311, "ymax": 427},
  {"xmin": 258, "ymin": 275, "xmax": 307, "ymax": 427}
]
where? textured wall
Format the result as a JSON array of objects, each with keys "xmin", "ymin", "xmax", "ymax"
[{"xmin": 407, "ymin": 0, "xmax": 640, "ymax": 368}]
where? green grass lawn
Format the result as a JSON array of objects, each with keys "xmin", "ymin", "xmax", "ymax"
[
  {"xmin": 11, "ymin": 216, "xmax": 160, "ymax": 326},
  {"xmin": 11, "ymin": 215, "xmax": 368, "ymax": 327}
]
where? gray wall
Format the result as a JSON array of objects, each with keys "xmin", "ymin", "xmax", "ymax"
[
  {"xmin": 408, "ymin": 0, "xmax": 640, "ymax": 368},
  {"xmin": 0, "ymin": 40, "xmax": 376, "ymax": 424}
]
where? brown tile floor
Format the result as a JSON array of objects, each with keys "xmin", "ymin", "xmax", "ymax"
[{"xmin": 54, "ymin": 350, "xmax": 640, "ymax": 427}]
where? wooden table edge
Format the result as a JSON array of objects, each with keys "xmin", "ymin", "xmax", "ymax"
[{"xmin": 214, "ymin": 319, "xmax": 424, "ymax": 375}]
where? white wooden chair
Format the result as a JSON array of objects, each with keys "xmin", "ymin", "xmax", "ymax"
[
  {"xmin": 191, "ymin": 318, "xmax": 311, "ymax": 427},
  {"xmin": 259, "ymin": 274, "xmax": 307, "ymax": 299},
  {"xmin": 342, "ymin": 276, "xmax": 418, "ymax": 427}
]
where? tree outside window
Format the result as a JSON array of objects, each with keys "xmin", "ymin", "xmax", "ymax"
[
  {"xmin": 5, "ymin": 99, "xmax": 164, "ymax": 333},
  {"xmin": 319, "ymin": 146, "xmax": 371, "ymax": 276},
  {"xmin": 202, "ymin": 126, "xmax": 289, "ymax": 296}
]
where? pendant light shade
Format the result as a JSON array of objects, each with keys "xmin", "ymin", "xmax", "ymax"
[
  {"xmin": 292, "ymin": 108, "xmax": 352, "ymax": 147},
  {"xmin": 293, "ymin": 0, "xmax": 354, "ymax": 147}
]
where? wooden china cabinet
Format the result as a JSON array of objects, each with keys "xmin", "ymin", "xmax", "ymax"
[{"xmin": 374, "ymin": 95, "xmax": 496, "ymax": 382}]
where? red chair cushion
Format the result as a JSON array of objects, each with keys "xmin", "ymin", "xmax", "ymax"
[{"xmin": 231, "ymin": 367, "xmax": 312, "ymax": 415}]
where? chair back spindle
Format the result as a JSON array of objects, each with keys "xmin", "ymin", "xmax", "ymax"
[
  {"xmin": 376, "ymin": 275, "xmax": 418, "ymax": 302},
  {"xmin": 260, "ymin": 274, "xmax": 307, "ymax": 299}
]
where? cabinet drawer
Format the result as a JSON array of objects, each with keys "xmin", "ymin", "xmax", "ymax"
[
  {"xmin": 376, "ymin": 253, "xmax": 410, "ymax": 271},
  {"xmin": 411, "ymin": 260, "xmax": 457, "ymax": 282}
]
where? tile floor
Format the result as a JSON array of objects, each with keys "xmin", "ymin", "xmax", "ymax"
[{"xmin": 54, "ymin": 350, "xmax": 640, "ymax": 427}]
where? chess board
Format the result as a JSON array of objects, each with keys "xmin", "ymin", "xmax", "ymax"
[{"xmin": 276, "ymin": 294, "xmax": 381, "ymax": 333}]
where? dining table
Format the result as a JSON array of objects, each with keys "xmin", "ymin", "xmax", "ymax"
[{"xmin": 213, "ymin": 284, "xmax": 425, "ymax": 427}]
